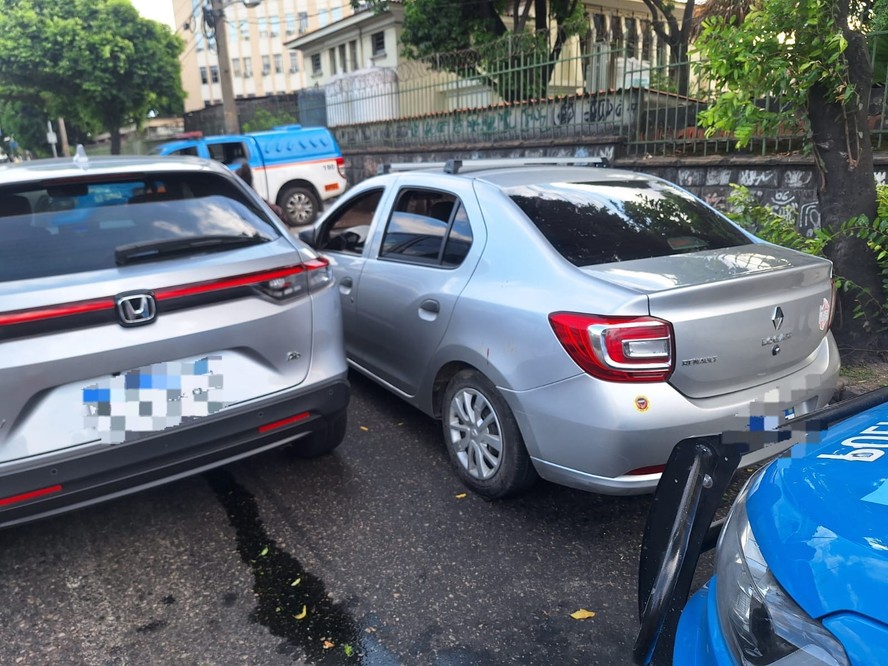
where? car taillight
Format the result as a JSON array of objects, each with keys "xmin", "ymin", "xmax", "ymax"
[
  {"xmin": 549, "ymin": 312, "xmax": 674, "ymax": 383},
  {"xmin": 827, "ymin": 279, "xmax": 837, "ymax": 331},
  {"xmin": 254, "ymin": 259, "xmax": 331, "ymax": 301},
  {"xmin": 336, "ymin": 157, "xmax": 346, "ymax": 179}
]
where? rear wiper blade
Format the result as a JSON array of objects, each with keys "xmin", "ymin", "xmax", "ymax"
[{"xmin": 115, "ymin": 234, "xmax": 271, "ymax": 266}]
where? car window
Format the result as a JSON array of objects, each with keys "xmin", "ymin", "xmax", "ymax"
[
  {"xmin": 170, "ymin": 146, "xmax": 200, "ymax": 157},
  {"xmin": 505, "ymin": 180, "xmax": 749, "ymax": 267},
  {"xmin": 380, "ymin": 189, "xmax": 472, "ymax": 267},
  {"xmin": 207, "ymin": 141, "xmax": 249, "ymax": 165},
  {"xmin": 318, "ymin": 188, "xmax": 384, "ymax": 254},
  {"xmin": 0, "ymin": 172, "xmax": 279, "ymax": 282}
]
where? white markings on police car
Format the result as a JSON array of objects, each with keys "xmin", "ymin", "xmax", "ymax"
[{"xmin": 817, "ymin": 421, "xmax": 888, "ymax": 463}]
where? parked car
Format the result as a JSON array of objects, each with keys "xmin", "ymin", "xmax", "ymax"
[
  {"xmin": 156, "ymin": 125, "xmax": 347, "ymax": 226},
  {"xmin": 634, "ymin": 388, "xmax": 888, "ymax": 666},
  {"xmin": 0, "ymin": 150, "xmax": 349, "ymax": 529},
  {"xmin": 299, "ymin": 157, "xmax": 840, "ymax": 498}
]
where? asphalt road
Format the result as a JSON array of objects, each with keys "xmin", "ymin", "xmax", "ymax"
[{"xmin": 0, "ymin": 372, "xmax": 663, "ymax": 666}]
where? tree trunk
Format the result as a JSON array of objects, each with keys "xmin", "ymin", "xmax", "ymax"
[
  {"xmin": 807, "ymin": 31, "xmax": 883, "ymax": 357},
  {"xmin": 110, "ymin": 126, "xmax": 122, "ymax": 155}
]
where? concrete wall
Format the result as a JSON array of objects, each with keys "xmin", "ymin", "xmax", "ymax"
[{"xmin": 341, "ymin": 142, "xmax": 888, "ymax": 235}]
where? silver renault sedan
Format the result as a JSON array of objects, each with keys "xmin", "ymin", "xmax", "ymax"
[
  {"xmin": 0, "ymin": 152, "xmax": 349, "ymax": 528},
  {"xmin": 302, "ymin": 158, "xmax": 840, "ymax": 499}
]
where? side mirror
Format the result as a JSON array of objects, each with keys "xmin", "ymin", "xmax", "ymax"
[{"xmin": 298, "ymin": 227, "xmax": 315, "ymax": 247}]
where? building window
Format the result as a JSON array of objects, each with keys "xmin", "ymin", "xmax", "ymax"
[
  {"xmin": 349, "ymin": 40, "xmax": 358, "ymax": 71},
  {"xmin": 298, "ymin": 12, "xmax": 309, "ymax": 33},
  {"xmin": 232, "ymin": 57, "xmax": 241, "ymax": 77},
  {"xmin": 258, "ymin": 17, "xmax": 267, "ymax": 38},
  {"xmin": 270, "ymin": 16, "xmax": 280, "ymax": 37},
  {"xmin": 274, "ymin": 53, "xmax": 283, "ymax": 74},
  {"xmin": 262, "ymin": 55, "xmax": 270, "ymax": 76},
  {"xmin": 243, "ymin": 56, "xmax": 253, "ymax": 78},
  {"xmin": 196, "ymin": 32, "xmax": 204, "ymax": 51},
  {"xmin": 240, "ymin": 20, "xmax": 250, "ymax": 40},
  {"xmin": 319, "ymin": 8, "xmax": 329, "ymax": 27},
  {"xmin": 286, "ymin": 13, "xmax": 296, "ymax": 35},
  {"xmin": 289, "ymin": 52, "xmax": 300, "ymax": 73},
  {"xmin": 311, "ymin": 53, "xmax": 322, "ymax": 76},
  {"xmin": 329, "ymin": 48, "xmax": 337, "ymax": 75},
  {"xmin": 339, "ymin": 44, "xmax": 348, "ymax": 73},
  {"xmin": 229, "ymin": 20, "xmax": 237, "ymax": 43},
  {"xmin": 199, "ymin": 66, "xmax": 208, "ymax": 85},
  {"xmin": 210, "ymin": 65, "xmax": 219, "ymax": 83},
  {"xmin": 332, "ymin": 6, "xmax": 343, "ymax": 21},
  {"xmin": 371, "ymin": 31, "xmax": 385, "ymax": 57}
]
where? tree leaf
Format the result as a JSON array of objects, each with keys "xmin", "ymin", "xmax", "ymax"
[
  {"xmin": 570, "ymin": 609, "xmax": 596, "ymax": 620},
  {"xmin": 294, "ymin": 605, "xmax": 308, "ymax": 620}
]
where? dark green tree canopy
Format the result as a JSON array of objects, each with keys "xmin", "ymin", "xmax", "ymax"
[{"xmin": 0, "ymin": 0, "xmax": 185, "ymax": 154}]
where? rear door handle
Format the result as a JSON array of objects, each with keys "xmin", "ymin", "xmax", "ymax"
[{"xmin": 420, "ymin": 299, "xmax": 440, "ymax": 314}]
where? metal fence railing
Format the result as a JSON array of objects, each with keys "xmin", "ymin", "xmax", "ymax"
[{"xmin": 298, "ymin": 29, "xmax": 888, "ymax": 156}]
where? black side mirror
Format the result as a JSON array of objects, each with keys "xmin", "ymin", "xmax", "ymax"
[{"xmin": 298, "ymin": 227, "xmax": 315, "ymax": 247}]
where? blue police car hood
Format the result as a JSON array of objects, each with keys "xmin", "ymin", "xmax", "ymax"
[{"xmin": 746, "ymin": 405, "xmax": 888, "ymax": 625}]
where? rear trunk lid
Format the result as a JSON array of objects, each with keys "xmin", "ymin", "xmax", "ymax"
[{"xmin": 583, "ymin": 243, "xmax": 834, "ymax": 398}]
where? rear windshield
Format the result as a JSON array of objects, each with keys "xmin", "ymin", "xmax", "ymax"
[
  {"xmin": 505, "ymin": 180, "xmax": 750, "ymax": 266},
  {"xmin": 0, "ymin": 171, "xmax": 279, "ymax": 282}
]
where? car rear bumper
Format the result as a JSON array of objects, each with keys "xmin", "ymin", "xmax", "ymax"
[
  {"xmin": 502, "ymin": 335, "xmax": 839, "ymax": 495},
  {"xmin": 0, "ymin": 377, "xmax": 349, "ymax": 529}
]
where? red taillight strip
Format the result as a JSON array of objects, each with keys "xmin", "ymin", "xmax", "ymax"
[
  {"xmin": 626, "ymin": 465, "xmax": 665, "ymax": 476},
  {"xmin": 258, "ymin": 411, "xmax": 311, "ymax": 433},
  {"xmin": 155, "ymin": 265, "xmax": 307, "ymax": 301},
  {"xmin": 0, "ymin": 262, "xmax": 328, "ymax": 328},
  {"xmin": 0, "ymin": 484, "xmax": 63, "ymax": 507},
  {"xmin": 0, "ymin": 298, "xmax": 115, "ymax": 326}
]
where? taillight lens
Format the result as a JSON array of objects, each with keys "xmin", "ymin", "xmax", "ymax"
[
  {"xmin": 254, "ymin": 258, "xmax": 332, "ymax": 301},
  {"xmin": 549, "ymin": 312, "xmax": 674, "ymax": 382},
  {"xmin": 336, "ymin": 157, "xmax": 346, "ymax": 179}
]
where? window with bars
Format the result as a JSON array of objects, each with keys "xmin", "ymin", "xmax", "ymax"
[
  {"xmin": 371, "ymin": 31, "xmax": 385, "ymax": 57},
  {"xmin": 311, "ymin": 53, "xmax": 322, "ymax": 76},
  {"xmin": 274, "ymin": 54, "xmax": 283, "ymax": 74}
]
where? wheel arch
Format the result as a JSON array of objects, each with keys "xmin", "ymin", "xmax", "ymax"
[{"xmin": 275, "ymin": 179, "xmax": 322, "ymax": 208}]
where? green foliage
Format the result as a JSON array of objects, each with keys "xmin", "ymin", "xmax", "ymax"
[
  {"xmin": 0, "ymin": 0, "xmax": 184, "ymax": 149},
  {"xmin": 727, "ymin": 184, "xmax": 888, "ymax": 330},
  {"xmin": 242, "ymin": 108, "xmax": 299, "ymax": 134},
  {"xmin": 394, "ymin": 0, "xmax": 585, "ymax": 102},
  {"xmin": 693, "ymin": 0, "xmax": 857, "ymax": 148}
]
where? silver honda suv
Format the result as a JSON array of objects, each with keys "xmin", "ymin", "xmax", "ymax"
[{"xmin": 0, "ymin": 152, "xmax": 349, "ymax": 528}]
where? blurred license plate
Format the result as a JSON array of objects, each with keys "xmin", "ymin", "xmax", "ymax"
[{"xmin": 82, "ymin": 356, "xmax": 226, "ymax": 444}]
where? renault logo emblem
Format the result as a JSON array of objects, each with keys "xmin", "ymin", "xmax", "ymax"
[
  {"xmin": 116, "ymin": 293, "xmax": 157, "ymax": 327},
  {"xmin": 772, "ymin": 307, "xmax": 784, "ymax": 331}
]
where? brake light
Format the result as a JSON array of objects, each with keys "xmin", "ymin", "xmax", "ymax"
[
  {"xmin": 549, "ymin": 312, "xmax": 674, "ymax": 383},
  {"xmin": 336, "ymin": 157, "xmax": 346, "ymax": 179}
]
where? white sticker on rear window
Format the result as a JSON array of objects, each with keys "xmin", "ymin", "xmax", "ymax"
[{"xmin": 82, "ymin": 356, "xmax": 226, "ymax": 444}]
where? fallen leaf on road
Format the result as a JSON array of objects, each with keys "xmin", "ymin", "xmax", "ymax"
[
  {"xmin": 323, "ymin": 640, "xmax": 335, "ymax": 649},
  {"xmin": 291, "ymin": 578, "xmax": 301, "ymax": 586},
  {"xmin": 360, "ymin": 426, "xmax": 369, "ymax": 431},
  {"xmin": 294, "ymin": 605, "xmax": 307, "ymax": 620},
  {"xmin": 570, "ymin": 609, "xmax": 596, "ymax": 620},
  {"xmin": 455, "ymin": 493, "xmax": 467, "ymax": 499},
  {"xmin": 344, "ymin": 644, "xmax": 354, "ymax": 657},
  {"xmin": 260, "ymin": 546, "xmax": 269, "ymax": 557}
]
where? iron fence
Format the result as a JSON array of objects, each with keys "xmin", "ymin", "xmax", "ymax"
[{"xmin": 298, "ymin": 29, "xmax": 888, "ymax": 157}]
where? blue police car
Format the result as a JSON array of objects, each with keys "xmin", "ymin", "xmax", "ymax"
[{"xmin": 634, "ymin": 388, "xmax": 888, "ymax": 666}]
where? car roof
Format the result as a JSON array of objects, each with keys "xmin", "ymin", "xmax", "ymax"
[
  {"xmin": 0, "ymin": 153, "xmax": 222, "ymax": 186},
  {"xmin": 374, "ymin": 158, "xmax": 657, "ymax": 189}
]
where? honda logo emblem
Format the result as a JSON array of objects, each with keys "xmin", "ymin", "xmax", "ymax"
[
  {"xmin": 116, "ymin": 293, "xmax": 157, "ymax": 327},
  {"xmin": 772, "ymin": 307, "xmax": 784, "ymax": 331}
]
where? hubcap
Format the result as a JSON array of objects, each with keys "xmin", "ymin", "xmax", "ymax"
[
  {"xmin": 447, "ymin": 388, "xmax": 503, "ymax": 480},
  {"xmin": 285, "ymin": 193, "xmax": 313, "ymax": 224}
]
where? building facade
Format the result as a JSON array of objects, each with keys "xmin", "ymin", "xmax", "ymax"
[{"xmin": 174, "ymin": 0, "xmax": 357, "ymax": 113}]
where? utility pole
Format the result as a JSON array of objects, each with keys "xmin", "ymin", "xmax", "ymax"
[{"xmin": 211, "ymin": 0, "xmax": 239, "ymax": 134}]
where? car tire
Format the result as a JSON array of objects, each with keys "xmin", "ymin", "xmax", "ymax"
[
  {"xmin": 442, "ymin": 370, "xmax": 538, "ymax": 498},
  {"xmin": 290, "ymin": 410, "xmax": 347, "ymax": 458},
  {"xmin": 278, "ymin": 185, "xmax": 319, "ymax": 226}
]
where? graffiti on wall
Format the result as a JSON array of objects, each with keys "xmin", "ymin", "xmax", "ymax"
[{"xmin": 333, "ymin": 92, "xmax": 641, "ymax": 148}]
